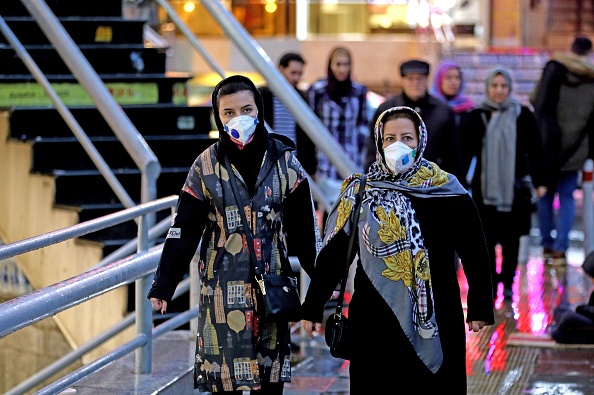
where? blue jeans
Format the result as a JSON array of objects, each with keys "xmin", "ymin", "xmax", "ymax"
[{"xmin": 537, "ymin": 171, "xmax": 579, "ymax": 252}]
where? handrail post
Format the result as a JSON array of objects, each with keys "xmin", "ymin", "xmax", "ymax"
[{"xmin": 135, "ymin": 170, "xmax": 159, "ymax": 373}]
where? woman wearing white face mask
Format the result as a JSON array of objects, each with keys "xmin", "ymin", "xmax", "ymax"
[
  {"xmin": 301, "ymin": 106, "xmax": 494, "ymax": 394},
  {"xmin": 148, "ymin": 75, "xmax": 322, "ymax": 394}
]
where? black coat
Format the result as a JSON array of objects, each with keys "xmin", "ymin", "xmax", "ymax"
[
  {"xmin": 302, "ymin": 193, "xmax": 494, "ymax": 393},
  {"xmin": 460, "ymin": 107, "xmax": 546, "ymax": 234}
]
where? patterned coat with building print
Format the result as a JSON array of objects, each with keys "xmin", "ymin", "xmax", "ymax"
[{"xmin": 148, "ymin": 135, "xmax": 321, "ymax": 392}]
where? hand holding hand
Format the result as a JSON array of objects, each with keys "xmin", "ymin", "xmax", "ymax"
[
  {"xmin": 468, "ymin": 320, "xmax": 488, "ymax": 332},
  {"xmin": 301, "ymin": 320, "xmax": 321, "ymax": 339},
  {"xmin": 150, "ymin": 297, "xmax": 168, "ymax": 315}
]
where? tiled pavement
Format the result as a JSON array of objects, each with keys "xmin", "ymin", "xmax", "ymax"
[{"xmin": 284, "ymin": 235, "xmax": 594, "ymax": 395}]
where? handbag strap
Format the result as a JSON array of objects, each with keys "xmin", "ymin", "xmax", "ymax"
[{"xmin": 335, "ymin": 174, "xmax": 366, "ymax": 315}]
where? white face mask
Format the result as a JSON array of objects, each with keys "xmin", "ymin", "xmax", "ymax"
[
  {"xmin": 224, "ymin": 115, "xmax": 258, "ymax": 147},
  {"xmin": 384, "ymin": 141, "xmax": 416, "ymax": 174}
]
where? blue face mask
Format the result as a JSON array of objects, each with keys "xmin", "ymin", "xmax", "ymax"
[{"xmin": 224, "ymin": 115, "xmax": 258, "ymax": 147}]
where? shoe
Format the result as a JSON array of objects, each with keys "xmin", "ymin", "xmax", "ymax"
[{"xmin": 543, "ymin": 247, "xmax": 553, "ymax": 259}]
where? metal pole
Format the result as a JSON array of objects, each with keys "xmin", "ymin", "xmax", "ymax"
[
  {"xmin": 200, "ymin": 0, "xmax": 358, "ymax": 181},
  {"xmin": 582, "ymin": 159, "xmax": 594, "ymax": 255},
  {"xmin": 154, "ymin": 0, "xmax": 226, "ymax": 78}
]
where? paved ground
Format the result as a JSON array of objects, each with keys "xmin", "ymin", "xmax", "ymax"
[{"xmin": 284, "ymin": 232, "xmax": 594, "ymax": 395}]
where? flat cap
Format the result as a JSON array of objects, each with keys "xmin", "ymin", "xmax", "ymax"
[{"xmin": 400, "ymin": 59, "xmax": 430, "ymax": 77}]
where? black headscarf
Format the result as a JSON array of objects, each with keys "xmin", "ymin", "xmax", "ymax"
[
  {"xmin": 326, "ymin": 47, "xmax": 353, "ymax": 103},
  {"xmin": 211, "ymin": 75, "xmax": 268, "ymax": 195}
]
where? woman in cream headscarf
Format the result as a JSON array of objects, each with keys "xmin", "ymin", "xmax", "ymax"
[
  {"xmin": 302, "ymin": 106, "xmax": 494, "ymax": 393},
  {"xmin": 460, "ymin": 67, "xmax": 547, "ymax": 299}
]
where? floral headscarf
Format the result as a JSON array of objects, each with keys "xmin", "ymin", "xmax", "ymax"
[{"xmin": 327, "ymin": 107, "xmax": 466, "ymax": 373}]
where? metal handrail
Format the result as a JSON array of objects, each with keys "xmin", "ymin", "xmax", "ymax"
[{"xmin": 0, "ymin": 196, "xmax": 180, "ymax": 394}]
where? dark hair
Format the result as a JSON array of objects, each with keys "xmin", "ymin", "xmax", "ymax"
[
  {"xmin": 383, "ymin": 111, "xmax": 421, "ymax": 138},
  {"xmin": 327, "ymin": 46, "xmax": 352, "ymax": 101},
  {"xmin": 278, "ymin": 52, "xmax": 305, "ymax": 68},
  {"xmin": 215, "ymin": 81, "xmax": 254, "ymax": 105},
  {"xmin": 571, "ymin": 36, "xmax": 593, "ymax": 56}
]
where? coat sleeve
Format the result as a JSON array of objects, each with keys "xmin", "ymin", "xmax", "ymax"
[
  {"xmin": 147, "ymin": 190, "xmax": 209, "ymax": 303},
  {"xmin": 454, "ymin": 193, "xmax": 495, "ymax": 324},
  {"xmin": 283, "ymin": 177, "xmax": 321, "ymax": 279},
  {"xmin": 301, "ymin": 179, "xmax": 360, "ymax": 323},
  {"xmin": 519, "ymin": 107, "xmax": 547, "ymax": 188}
]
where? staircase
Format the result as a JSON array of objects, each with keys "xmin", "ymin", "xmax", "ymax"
[{"xmin": 0, "ymin": 0, "xmax": 217, "ymax": 256}]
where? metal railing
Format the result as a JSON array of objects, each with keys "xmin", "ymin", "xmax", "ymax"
[
  {"xmin": 0, "ymin": 196, "xmax": 181, "ymax": 395},
  {"xmin": 0, "ymin": 0, "xmax": 165, "ymax": 382}
]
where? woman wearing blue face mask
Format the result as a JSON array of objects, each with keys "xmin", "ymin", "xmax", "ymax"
[
  {"xmin": 148, "ymin": 75, "xmax": 322, "ymax": 394},
  {"xmin": 301, "ymin": 106, "xmax": 494, "ymax": 394}
]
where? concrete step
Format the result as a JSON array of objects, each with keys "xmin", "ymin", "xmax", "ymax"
[{"xmin": 69, "ymin": 330, "xmax": 195, "ymax": 395}]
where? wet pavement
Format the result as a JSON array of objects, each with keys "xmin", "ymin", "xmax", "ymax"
[{"xmin": 284, "ymin": 233, "xmax": 594, "ymax": 395}]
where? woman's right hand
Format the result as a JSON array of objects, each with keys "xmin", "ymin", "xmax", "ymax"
[
  {"xmin": 301, "ymin": 320, "xmax": 321, "ymax": 339},
  {"xmin": 150, "ymin": 297, "xmax": 167, "ymax": 315}
]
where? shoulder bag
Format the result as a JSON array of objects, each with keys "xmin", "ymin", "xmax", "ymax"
[
  {"xmin": 324, "ymin": 174, "xmax": 366, "ymax": 360},
  {"xmin": 224, "ymin": 155, "xmax": 302, "ymax": 322}
]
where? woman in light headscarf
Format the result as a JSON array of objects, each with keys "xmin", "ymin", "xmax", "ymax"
[
  {"xmin": 460, "ymin": 67, "xmax": 547, "ymax": 300},
  {"xmin": 301, "ymin": 106, "xmax": 494, "ymax": 393}
]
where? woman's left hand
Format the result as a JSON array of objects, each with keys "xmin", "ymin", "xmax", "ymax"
[{"xmin": 468, "ymin": 320, "xmax": 489, "ymax": 332}]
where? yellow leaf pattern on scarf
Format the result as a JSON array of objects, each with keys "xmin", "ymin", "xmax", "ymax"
[
  {"xmin": 332, "ymin": 180, "xmax": 363, "ymax": 235},
  {"xmin": 408, "ymin": 163, "xmax": 449, "ymax": 187},
  {"xmin": 334, "ymin": 196, "xmax": 353, "ymax": 235},
  {"xmin": 376, "ymin": 206, "xmax": 414, "ymax": 287}
]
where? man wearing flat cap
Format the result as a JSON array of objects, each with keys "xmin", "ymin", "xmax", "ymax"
[{"xmin": 364, "ymin": 58, "xmax": 465, "ymax": 185}]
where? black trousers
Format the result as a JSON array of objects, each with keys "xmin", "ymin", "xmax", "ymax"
[{"xmin": 477, "ymin": 204, "xmax": 521, "ymax": 293}]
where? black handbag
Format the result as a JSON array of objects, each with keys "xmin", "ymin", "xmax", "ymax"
[
  {"xmin": 324, "ymin": 175, "xmax": 366, "ymax": 360},
  {"xmin": 225, "ymin": 155, "xmax": 302, "ymax": 322}
]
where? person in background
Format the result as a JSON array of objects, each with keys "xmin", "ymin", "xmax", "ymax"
[
  {"xmin": 301, "ymin": 106, "xmax": 494, "ymax": 393},
  {"xmin": 460, "ymin": 67, "xmax": 547, "ymax": 300},
  {"xmin": 308, "ymin": 46, "xmax": 369, "ymax": 206},
  {"xmin": 531, "ymin": 35, "xmax": 594, "ymax": 266},
  {"xmin": 430, "ymin": 60, "xmax": 476, "ymax": 269},
  {"xmin": 364, "ymin": 59, "xmax": 465, "ymax": 186},
  {"xmin": 430, "ymin": 59, "xmax": 474, "ymax": 126},
  {"xmin": 148, "ymin": 75, "xmax": 321, "ymax": 394},
  {"xmin": 259, "ymin": 52, "xmax": 317, "ymax": 177}
]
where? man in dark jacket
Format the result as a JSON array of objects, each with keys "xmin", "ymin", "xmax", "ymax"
[
  {"xmin": 531, "ymin": 35, "xmax": 594, "ymax": 265},
  {"xmin": 259, "ymin": 52, "xmax": 317, "ymax": 176},
  {"xmin": 364, "ymin": 59, "xmax": 464, "ymax": 185}
]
